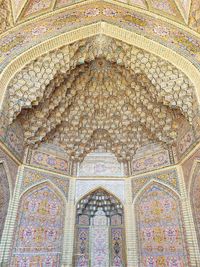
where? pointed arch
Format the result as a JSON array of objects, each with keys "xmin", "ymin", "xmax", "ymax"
[
  {"xmin": 76, "ymin": 186, "xmax": 124, "ymax": 206},
  {"xmin": 74, "ymin": 186, "xmax": 126, "ymax": 267},
  {"xmin": 133, "ymin": 178, "xmax": 181, "ymax": 204},
  {"xmin": 19, "ymin": 178, "xmax": 67, "ymax": 204},
  {"xmin": 11, "ymin": 180, "xmax": 65, "ymax": 266},
  {"xmin": 134, "ymin": 180, "xmax": 189, "ymax": 267},
  {"xmin": 1, "ymin": 22, "xmax": 200, "ymax": 110}
]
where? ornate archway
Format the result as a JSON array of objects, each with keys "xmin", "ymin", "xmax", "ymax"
[
  {"xmin": 74, "ymin": 188, "xmax": 126, "ymax": 267},
  {"xmin": 10, "ymin": 182, "xmax": 65, "ymax": 266},
  {"xmin": 135, "ymin": 182, "xmax": 189, "ymax": 267}
]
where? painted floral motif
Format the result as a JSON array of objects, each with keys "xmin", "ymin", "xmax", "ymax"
[
  {"xmin": 24, "ymin": 0, "xmax": 52, "ymax": 17},
  {"xmin": 135, "ymin": 184, "xmax": 189, "ymax": 267},
  {"xmin": 149, "ymin": 0, "xmax": 177, "ymax": 15},
  {"xmin": 132, "ymin": 169, "xmax": 179, "ymax": 198},
  {"xmin": 22, "ymin": 167, "xmax": 69, "ymax": 199},
  {"xmin": 91, "ymin": 226, "xmax": 109, "ymax": 267},
  {"xmin": 75, "ymin": 228, "xmax": 90, "ymax": 267},
  {"xmin": 176, "ymin": 130, "xmax": 195, "ymax": 159},
  {"xmin": 189, "ymin": 0, "xmax": 200, "ymax": 33},
  {"xmin": 75, "ymin": 189, "xmax": 126, "ymax": 266},
  {"xmin": 131, "ymin": 150, "xmax": 171, "ymax": 174},
  {"xmin": 0, "ymin": 2, "xmax": 200, "ymax": 75},
  {"xmin": 28, "ymin": 149, "xmax": 69, "ymax": 174},
  {"xmin": 78, "ymin": 151, "xmax": 123, "ymax": 177},
  {"xmin": 0, "ymin": 118, "xmax": 24, "ymax": 160},
  {"xmin": 111, "ymin": 228, "xmax": 124, "ymax": 267},
  {"xmin": 11, "ymin": 184, "xmax": 65, "ymax": 266}
]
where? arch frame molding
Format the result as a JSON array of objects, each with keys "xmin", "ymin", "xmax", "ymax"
[{"xmin": 1, "ymin": 22, "xmax": 200, "ymax": 108}]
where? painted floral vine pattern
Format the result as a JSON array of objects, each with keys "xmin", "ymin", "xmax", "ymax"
[
  {"xmin": 11, "ymin": 184, "xmax": 65, "ymax": 266},
  {"xmin": 135, "ymin": 184, "xmax": 189, "ymax": 267},
  {"xmin": 0, "ymin": 2, "xmax": 200, "ymax": 75}
]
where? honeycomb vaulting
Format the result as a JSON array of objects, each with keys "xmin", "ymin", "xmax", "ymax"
[{"xmin": 4, "ymin": 36, "xmax": 195, "ymax": 161}]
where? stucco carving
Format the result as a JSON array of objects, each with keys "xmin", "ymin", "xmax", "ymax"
[{"xmin": 3, "ymin": 36, "xmax": 196, "ymax": 161}]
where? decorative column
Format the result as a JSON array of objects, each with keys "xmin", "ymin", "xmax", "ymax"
[
  {"xmin": 124, "ymin": 178, "xmax": 138, "ymax": 267},
  {"xmin": 0, "ymin": 165, "xmax": 24, "ymax": 266},
  {"xmin": 62, "ymin": 178, "xmax": 76, "ymax": 267},
  {"xmin": 177, "ymin": 165, "xmax": 200, "ymax": 266}
]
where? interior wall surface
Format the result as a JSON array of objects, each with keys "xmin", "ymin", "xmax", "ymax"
[{"xmin": 0, "ymin": 151, "xmax": 199, "ymax": 266}]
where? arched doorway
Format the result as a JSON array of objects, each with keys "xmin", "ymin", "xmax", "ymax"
[{"xmin": 74, "ymin": 188, "xmax": 126, "ymax": 267}]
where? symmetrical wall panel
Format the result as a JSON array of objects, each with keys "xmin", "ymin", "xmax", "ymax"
[
  {"xmin": 135, "ymin": 183, "xmax": 189, "ymax": 266},
  {"xmin": 11, "ymin": 183, "xmax": 65, "ymax": 266}
]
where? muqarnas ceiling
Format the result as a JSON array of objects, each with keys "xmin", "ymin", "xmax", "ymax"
[{"xmin": 2, "ymin": 35, "xmax": 196, "ymax": 162}]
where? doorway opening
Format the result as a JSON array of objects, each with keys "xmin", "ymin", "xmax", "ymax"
[{"xmin": 74, "ymin": 188, "xmax": 126, "ymax": 267}]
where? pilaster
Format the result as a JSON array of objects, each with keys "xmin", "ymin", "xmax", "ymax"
[
  {"xmin": 124, "ymin": 178, "xmax": 138, "ymax": 267},
  {"xmin": 177, "ymin": 165, "xmax": 200, "ymax": 266},
  {"xmin": 62, "ymin": 178, "xmax": 76, "ymax": 267},
  {"xmin": 0, "ymin": 165, "xmax": 24, "ymax": 266}
]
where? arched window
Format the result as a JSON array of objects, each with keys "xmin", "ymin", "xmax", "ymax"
[{"xmin": 74, "ymin": 188, "xmax": 126, "ymax": 267}]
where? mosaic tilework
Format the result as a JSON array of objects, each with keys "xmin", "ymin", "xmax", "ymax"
[
  {"xmin": 0, "ymin": 163, "xmax": 10, "ymax": 240},
  {"xmin": 189, "ymin": 0, "xmax": 200, "ymax": 33},
  {"xmin": 131, "ymin": 148, "xmax": 171, "ymax": 175},
  {"xmin": 149, "ymin": 0, "xmax": 177, "ymax": 16},
  {"xmin": 75, "ymin": 189, "xmax": 126, "ymax": 266},
  {"xmin": 23, "ymin": 0, "xmax": 52, "ymax": 17},
  {"xmin": 176, "ymin": 129, "xmax": 195, "ymax": 161},
  {"xmin": 111, "ymin": 228, "xmax": 125, "ymax": 267},
  {"xmin": 132, "ymin": 168, "xmax": 179, "ymax": 198},
  {"xmin": 91, "ymin": 226, "xmax": 109, "ymax": 266},
  {"xmin": 75, "ymin": 227, "xmax": 89, "ymax": 267},
  {"xmin": 56, "ymin": 0, "xmax": 80, "ymax": 8},
  {"xmin": 135, "ymin": 183, "xmax": 189, "ymax": 267},
  {"xmin": 27, "ymin": 149, "xmax": 70, "ymax": 174},
  {"xmin": 190, "ymin": 163, "xmax": 200, "ymax": 248},
  {"xmin": 0, "ymin": 117, "xmax": 24, "ymax": 160},
  {"xmin": 0, "ymin": 147, "xmax": 19, "ymax": 190},
  {"xmin": 0, "ymin": 2, "xmax": 200, "ymax": 75},
  {"xmin": 76, "ymin": 180, "xmax": 125, "ymax": 202},
  {"xmin": 78, "ymin": 152, "xmax": 123, "ymax": 177},
  {"xmin": 11, "ymin": 184, "xmax": 65, "ymax": 266},
  {"xmin": 181, "ymin": 147, "xmax": 200, "ymax": 190},
  {"xmin": 22, "ymin": 167, "xmax": 69, "ymax": 199}
]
